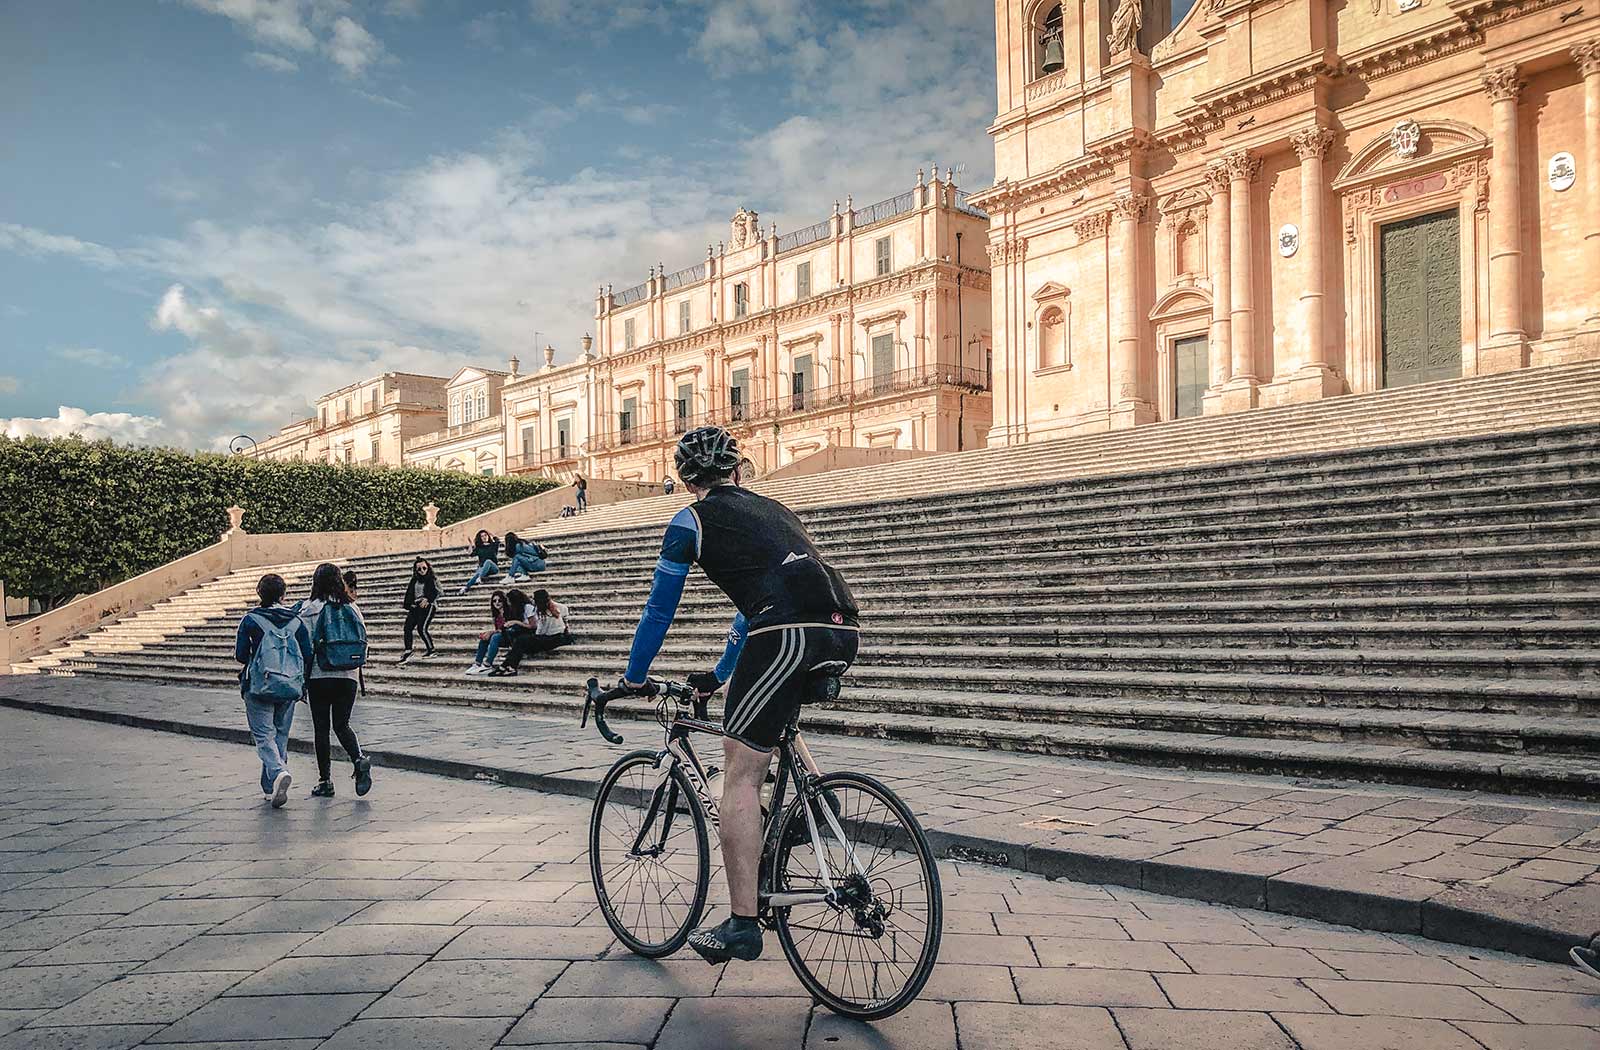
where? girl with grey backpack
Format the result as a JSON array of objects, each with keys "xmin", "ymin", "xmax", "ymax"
[
  {"xmin": 298, "ymin": 563, "xmax": 372, "ymax": 798},
  {"xmin": 234, "ymin": 573, "xmax": 312, "ymax": 808}
]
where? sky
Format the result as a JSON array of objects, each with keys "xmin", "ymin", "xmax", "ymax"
[{"xmin": 0, "ymin": 0, "xmax": 996, "ymax": 450}]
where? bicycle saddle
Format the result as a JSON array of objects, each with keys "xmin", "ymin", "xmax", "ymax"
[{"xmin": 806, "ymin": 662, "xmax": 848, "ymax": 704}]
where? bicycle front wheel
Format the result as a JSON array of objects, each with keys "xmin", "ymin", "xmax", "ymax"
[
  {"xmin": 589, "ymin": 750, "xmax": 710, "ymax": 957},
  {"xmin": 771, "ymin": 771, "xmax": 943, "ymax": 1020}
]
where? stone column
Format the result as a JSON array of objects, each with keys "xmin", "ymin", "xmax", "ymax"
[
  {"xmin": 1291, "ymin": 126, "xmax": 1337, "ymax": 374},
  {"xmin": 1224, "ymin": 150, "xmax": 1261, "ymax": 400},
  {"xmin": 1110, "ymin": 192, "xmax": 1155, "ymax": 426},
  {"xmin": 1484, "ymin": 65, "xmax": 1527, "ymax": 360},
  {"xmin": 1203, "ymin": 163, "xmax": 1232, "ymax": 397},
  {"xmin": 1577, "ymin": 41, "xmax": 1600, "ymax": 326}
]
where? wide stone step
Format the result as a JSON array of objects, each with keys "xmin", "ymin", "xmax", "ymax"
[{"xmin": 49, "ymin": 663, "xmax": 1600, "ymax": 797}]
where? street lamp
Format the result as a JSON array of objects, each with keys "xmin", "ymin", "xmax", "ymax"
[{"xmin": 229, "ymin": 435, "xmax": 258, "ymax": 456}]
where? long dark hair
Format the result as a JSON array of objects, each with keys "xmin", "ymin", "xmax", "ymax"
[
  {"xmin": 308, "ymin": 562, "xmax": 349, "ymax": 604},
  {"xmin": 533, "ymin": 588, "xmax": 553, "ymax": 615},
  {"xmin": 489, "ymin": 589, "xmax": 507, "ymax": 619},
  {"xmin": 504, "ymin": 531, "xmax": 520, "ymax": 556},
  {"xmin": 504, "ymin": 588, "xmax": 531, "ymax": 617},
  {"xmin": 475, "ymin": 529, "xmax": 493, "ymax": 546}
]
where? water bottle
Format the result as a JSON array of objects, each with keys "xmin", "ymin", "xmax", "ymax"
[{"xmin": 705, "ymin": 765, "xmax": 725, "ymax": 807}]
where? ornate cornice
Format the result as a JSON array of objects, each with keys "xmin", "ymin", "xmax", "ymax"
[
  {"xmin": 970, "ymin": 151, "xmax": 1116, "ymax": 212},
  {"xmin": 1452, "ymin": 0, "xmax": 1577, "ymax": 29},
  {"xmin": 1341, "ymin": 22, "xmax": 1482, "ymax": 82},
  {"xmin": 1481, "ymin": 64, "xmax": 1523, "ymax": 101},
  {"xmin": 988, "ymin": 236, "xmax": 1029, "ymax": 264},
  {"xmin": 1290, "ymin": 125, "xmax": 1338, "ymax": 160},
  {"xmin": 857, "ymin": 309, "xmax": 907, "ymax": 328},
  {"xmin": 1189, "ymin": 57, "xmax": 1335, "ymax": 122}
]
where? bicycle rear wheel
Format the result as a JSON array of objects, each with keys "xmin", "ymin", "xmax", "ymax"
[
  {"xmin": 770, "ymin": 771, "xmax": 942, "ymax": 1020},
  {"xmin": 589, "ymin": 750, "xmax": 710, "ymax": 957}
]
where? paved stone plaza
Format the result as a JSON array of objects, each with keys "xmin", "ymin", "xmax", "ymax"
[{"xmin": 0, "ymin": 707, "xmax": 1597, "ymax": 1049}]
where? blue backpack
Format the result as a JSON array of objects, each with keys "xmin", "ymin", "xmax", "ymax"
[
  {"xmin": 314, "ymin": 601, "xmax": 368, "ymax": 672},
  {"xmin": 246, "ymin": 613, "xmax": 307, "ymax": 702}
]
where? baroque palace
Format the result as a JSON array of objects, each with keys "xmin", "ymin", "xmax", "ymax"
[
  {"xmin": 248, "ymin": 173, "xmax": 994, "ymax": 481},
  {"xmin": 976, "ymin": 0, "xmax": 1600, "ymax": 441},
  {"xmin": 251, "ymin": 0, "xmax": 1600, "ymax": 472}
]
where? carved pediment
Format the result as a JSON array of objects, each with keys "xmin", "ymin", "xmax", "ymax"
[
  {"xmin": 1333, "ymin": 119, "xmax": 1489, "ymax": 188},
  {"xmin": 1032, "ymin": 280, "xmax": 1071, "ymax": 301},
  {"xmin": 1149, "ymin": 285, "xmax": 1211, "ymax": 321}
]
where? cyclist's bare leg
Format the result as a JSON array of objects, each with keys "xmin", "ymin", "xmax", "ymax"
[{"xmin": 719, "ymin": 736, "xmax": 773, "ymax": 916}]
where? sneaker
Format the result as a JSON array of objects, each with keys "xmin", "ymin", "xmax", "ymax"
[
  {"xmin": 311, "ymin": 781, "xmax": 335, "ymax": 798},
  {"xmin": 1573, "ymin": 933, "xmax": 1600, "ymax": 981},
  {"xmin": 489, "ymin": 666, "xmax": 518, "ymax": 677},
  {"xmin": 687, "ymin": 915, "xmax": 764, "ymax": 965},
  {"xmin": 463, "ymin": 663, "xmax": 482, "ymax": 676},
  {"xmin": 421, "ymin": 649, "xmax": 436, "ymax": 660},
  {"xmin": 353, "ymin": 756, "xmax": 373, "ymax": 797},
  {"xmin": 396, "ymin": 650, "xmax": 413, "ymax": 666},
  {"xmin": 270, "ymin": 771, "xmax": 292, "ymax": 808},
  {"xmin": 457, "ymin": 585, "xmax": 471, "ymax": 596},
  {"xmin": 511, "ymin": 573, "xmax": 531, "ymax": 583}
]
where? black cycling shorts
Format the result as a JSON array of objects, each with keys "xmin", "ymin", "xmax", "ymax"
[{"xmin": 722, "ymin": 624, "xmax": 859, "ymax": 750}]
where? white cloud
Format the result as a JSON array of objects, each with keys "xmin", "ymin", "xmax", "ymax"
[
  {"xmin": 326, "ymin": 16, "xmax": 386, "ymax": 76},
  {"xmin": 179, "ymin": 0, "xmax": 319, "ymax": 51},
  {"xmin": 0, "ymin": 223, "xmax": 122, "ymax": 268},
  {"xmin": 246, "ymin": 50, "xmax": 300, "ymax": 73},
  {"xmin": 0, "ymin": 376, "xmax": 18, "ymax": 395},
  {"xmin": 385, "ymin": 0, "xmax": 425, "ymax": 15},
  {"xmin": 0, "ymin": 406, "xmax": 174, "ymax": 446},
  {"xmin": 55, "ymin": 347, "xmax": 130, "ymax": 368}
]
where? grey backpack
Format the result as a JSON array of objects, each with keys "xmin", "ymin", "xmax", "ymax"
[{"xmin": 246, "ymin": 613, "xmax": 306, "ymax": 702}]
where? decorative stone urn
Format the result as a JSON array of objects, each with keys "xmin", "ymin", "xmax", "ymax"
[{"xmin": 422, "ymin": 503, "xmax": 440, "ymax": 531}]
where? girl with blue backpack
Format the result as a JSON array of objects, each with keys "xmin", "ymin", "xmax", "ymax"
[{"xmin": 298, "ymin": 563, "xmax": 372, "ymax": 799}]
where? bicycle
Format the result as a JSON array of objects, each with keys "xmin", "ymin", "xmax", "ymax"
[{"xmin": 581, "ymin": 674, "xmax": 943, "ymax": 1020}]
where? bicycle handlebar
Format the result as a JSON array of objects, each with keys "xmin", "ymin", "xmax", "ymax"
[{"xmin": 582, "ymin": 676, "xmax": 701, "ymax": 745}]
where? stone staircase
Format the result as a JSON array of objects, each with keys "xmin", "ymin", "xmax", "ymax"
[{"xmin": 15, "ymin": 362, "xmax": 1600, "ymax": 796}]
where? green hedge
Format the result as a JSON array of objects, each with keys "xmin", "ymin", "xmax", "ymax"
[{"xmin": 0, "ymin": 436, "xmax": 556, "ymax": 606}]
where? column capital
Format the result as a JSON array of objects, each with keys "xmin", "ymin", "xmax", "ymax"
[
  {"xmin": 1575, "ymin": 40, "xmax": 1600, "ymax": 78},
  {"xmin": 1111, "ymin": 192, "xmax": 1151, "ymax": 222},
  {"xmin": 1223, "ymin": 150, "xmax": 1261, "ymax": 183},
  {"xmin": 1290, "ymin": 125, "xmax": 1337, "ymax": 161},
  {"xmin": 1203, "ymin": 162, "xmax": 1231, "ymax": 195},
  {"xmin": 1482, "ymin": 65, "xmax": 1524, "ymax": 102}
]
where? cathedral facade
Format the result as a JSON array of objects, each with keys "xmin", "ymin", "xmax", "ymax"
[{"xmin": 974, "ymin": 0, "xmax": 1600, "ymax": 443}]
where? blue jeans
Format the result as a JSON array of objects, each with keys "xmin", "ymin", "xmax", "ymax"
[
  {"xmin": 473, "ymin": 632, "xmax": 503, "ymax": 665},
  {"xmin": 509, "ymin": 551, "xmax": 545, "ymax": 576},
  {"xmin": 245, "ymin": 695, "xmax": 295, "ymax": 793},
  {"xmin": 465, "ymin": 560, "xmax": 498, "ymax": 589}
]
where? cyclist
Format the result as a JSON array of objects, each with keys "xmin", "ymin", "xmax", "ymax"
[{"xmin": 620, "ymin": 425, "xmax": 859, "ymax": 965}]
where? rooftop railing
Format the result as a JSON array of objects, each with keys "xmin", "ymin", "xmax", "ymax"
[
  {"xmin": 662, "ymin": 262, "xmax": 705, "ymax": 291},
  {"xmin": 776, "ymin": 218, "xmax": 832, "ymax": 254},
  {"xmin": 852, "ymin": 190, "xmax": 918, "ymax": 229},
  {"xmin": 955, "ymin": 189, "xmax": 989, "ymax": 220},
  {"xmin": 613, "ymin": 281, "xmax": 649, "ymax": 307},
  {"xmin": 409, "ymin": 415, "xmax": 503, "ymax": 448}
]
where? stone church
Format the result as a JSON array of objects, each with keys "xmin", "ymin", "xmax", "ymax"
[{"xmin": 973, "ymin": 0, "xmax": 1600, "ymax": 444}]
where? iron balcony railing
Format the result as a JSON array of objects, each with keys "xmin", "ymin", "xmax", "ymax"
[
  {"xmin": 776, "ymin": 219, "xmax": 832, "ymax": 254},
  {"xmin": 613, "ymin": 281, "xmax": 649, "ymax": 307},
  {"xmin": 581, "ymin": 364, "xmax": 989, "ymax": 452},
  {"xmin": 409, "ymin": 415, "xmax": 502, "ymax": 448},
  {"xmin": 955, "ymin": 189, "xmax": 989, "ymax": 220},
  {"xmin": 662, "ymin": 262, "xmax": 705, "ymax": 291},
  {"xmin": 852, "ymin": 190, "xmax": 917, "ymax": 229},
  {"xmin": 505, "ymin": 446, "xmax": 578, "ymax": 473}
]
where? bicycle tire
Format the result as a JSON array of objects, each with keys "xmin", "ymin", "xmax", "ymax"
[
  {"xmin": 589, "ymin": 749, "xmax": 710, "ymax": 958},
  {"xmin": 770, "ymin": 771, "xmax": 942, "ymax": 1020}
]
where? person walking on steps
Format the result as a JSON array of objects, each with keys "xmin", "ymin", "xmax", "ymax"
[
  {"xmin": 464, "ymin": 590, "xmax": 510, "ymax": 676},
  {"xmin": 494, "ymin": 588, "xmax": 574, "ymax": 676},
  {"xmin": 459, "ymin": 530, "xmax": 501, "ymax": 594},
  {"xmin": 235, "ymin": 573, "xmax": 311, "ymax": 809},
  {"xmin": 399, "ymin": 557, "xmax": 439, "ymax": 664},
  {"xmin": 503, "ymin": 531, "xmax": 548, "ymax": 582},
  {"xmin": 574, "ymin": 474, "xmax": 588, "ymax": 513},
  {"xmin": 618, "ymin": 425, "xmax": 859, "ymax": 965},
  {"xmin": 342, "ymin": 570, "xmax": 360, "ymax": 603},
  {"xmin": 299, "ymin": 563, "xmax": 373, "ymax": 799}
]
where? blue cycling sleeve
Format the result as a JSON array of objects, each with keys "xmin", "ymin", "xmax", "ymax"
[
  {"xmin": 713, "ymin": 611, "xmax": 748, "ymax": 683},
  {"xmin": 625, "ymin": 508, "xmax": 702, "ymax": 683}
]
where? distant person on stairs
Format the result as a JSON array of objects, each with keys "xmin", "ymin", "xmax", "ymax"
[
  {"xmin": 575, "ymin": 474, "xmax": 588, "ymax": 513},
  {"xmin": 465, "ymin": 590, "xmax": 510, "ymax": 676},
  {"xmin": 493, "ymin": 588, "xmax": 574, "ymax": 675},
  {"xmin": 399, "ymin": 557, "xmax": 439, "ymax": 664},
  {"xmin": 299, "ymin": 563, "xmax": 373, "ymax": 799},
  {"xmin": 342, "ymin": 570, "xmax": 360, "ymax": 603},
  {"xmin": 234, "ymin": 572, "xmax": 311, "ymax": 809},
  {"xmin": 504, "ymin": 531, "xmax": 548, "ymax": 582},
  {"xmin": 459, "ymin": 530, "xmax": 501, "ymax": 594}
]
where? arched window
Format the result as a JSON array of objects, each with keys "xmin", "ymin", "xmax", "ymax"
[
  {"xmin": 449, "ymin": 394, "xmax": 460, "ymax": 427},
  {"xmin": 1039, "ymin": 4, "xmax": 1064, "ymax": 76},
  {"xmin": 477, "ymin": 390, "xmax": 488, "ymax": 421},
  {"xmin": 1039, "ymin": 306, "xmax": 1067, "ymax": 368}
]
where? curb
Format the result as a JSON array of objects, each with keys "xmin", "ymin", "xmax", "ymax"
[{"xmin": 0, "ymin": 693, "xmax": 1587, "ymax": 965}]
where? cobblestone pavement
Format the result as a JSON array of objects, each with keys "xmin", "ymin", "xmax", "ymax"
[
  {"xmin": 1, "ymin": 709, "xmax": 1597, "ymax": 1049},
  {"xmin": 3, "ymin": 676, "xmax": 1598, "ymax": 961}
]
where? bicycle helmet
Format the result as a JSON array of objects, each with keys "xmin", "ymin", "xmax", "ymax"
[{"xmin": 674, "ymin": 425, "xmax": 741, "ymax": 485}]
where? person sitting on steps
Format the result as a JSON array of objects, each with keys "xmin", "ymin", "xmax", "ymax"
[
  {"xmin": 398, "ymin": 557, "xmax": 439, "ymax": 664},
  {"xmin": 464, "ymin": 590, "xmax": 510, "ymax": 676},
  {"xmin": 459, "ymin": 530, "xmax": 501, "ymax": 594},
  {"xmin": 504, "ymin": 531, "xmax": 548, "ymax": 582},
  {"xmin": 492, "ymin": 588, "xmax": 575, "ymax": 676}
]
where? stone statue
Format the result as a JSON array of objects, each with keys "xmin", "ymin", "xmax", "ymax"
[{"xmin": 1109, "ymin": 0, "xmax": 1142, "ymax": 54}]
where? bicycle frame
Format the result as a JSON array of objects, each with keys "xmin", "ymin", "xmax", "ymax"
[{"xmin": 630, "ymin": 690, "xmax": 871, "ymax": 915}]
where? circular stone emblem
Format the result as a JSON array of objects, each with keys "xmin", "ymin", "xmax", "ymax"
[
  {"xmin": 1549, "ymin": 152, "xmax": 1577, "ymax": 192},
  {"xmin": 1278, "ymin": 224, "xmax": 1300, "ymax": 258}
]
